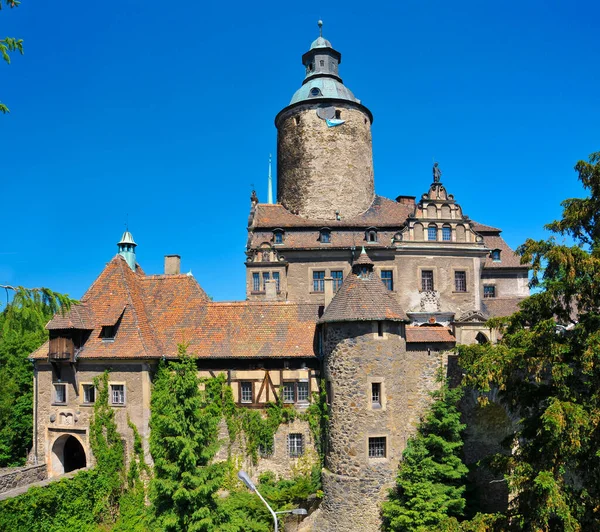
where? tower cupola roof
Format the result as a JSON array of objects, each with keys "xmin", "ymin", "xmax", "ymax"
[{"xmin": 118, "ymin": 230, "xmax": 137, "ymax": 247}]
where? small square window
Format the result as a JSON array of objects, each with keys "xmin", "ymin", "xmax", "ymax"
[
  {"xmin": 282, "ymin": 382, "xmax": 296, "ymax": 403},
  {"xmin": 288, "ymin": 433, "xmax": 304, "ymax": 457},
  {"xmin": 297, "ymin": 381, "xmax": 309, "ymax": 403},
  {"xmin": 455, "ymin": 271, "xmax": 467, "ymax": 292},
  {"xmin": 421, "ymin": 270, "xmax": 434, "ymax": 291},
  {"xmin": 371, "ymin": 383, "xmax": 381, "ymax": 407},
  {"xmin": 54, "ymin": 383, "xmax": 66, "ymax": 404},
  {"xmin": 252, "ymin": 272, "xmax": 260, "ymax": 292},
  {"xmin": 442, "ymin": 226, "xmax": 452, "ymax": 241},
  {"xmin": 484, "ymin": 285, "xmax": 496, "ymax": 298},
  {"xmin": 111, "ymin": 384, "xmax": 125, "ymax": 405},
  {"xmin": 381, "ymin": 270, "xmax": 393, "ymax": 291},
  {"xmin": 83, "ymin": 384, "xmax": 95, "ymax": 404},
  {"xmin": 331, "ymin": 270, "xmax": 343, "ymax": 292},
  {"xmin": 101, "ymin": 325, "xmax": 116, "ymax": 341},
  {"xmin": 368, "ymin": 437, "xmax": 386, "ymax": 458},
  {"xmin": 240, "ymin": 382, "xmax": 253, "ymax": 403},
  {"xmin": 313, "ymin": 271, "xmax": 325, "ymax": 292}
]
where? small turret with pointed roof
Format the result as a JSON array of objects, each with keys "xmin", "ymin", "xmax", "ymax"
[
  {"xmin": 320, "ymin": 248, "xmax": 407, "ymax": 323},
  {"xmin": 117, "ymin": 229, "xmax": 137, "ymax": 271}
]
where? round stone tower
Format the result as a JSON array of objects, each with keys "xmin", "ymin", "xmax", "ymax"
[{"xmin": 275, "ymin": 22, "xmax": 375, "ymax": 220}]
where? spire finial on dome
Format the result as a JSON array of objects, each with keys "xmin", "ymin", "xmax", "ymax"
[{"xmin": 318, "ymin": 19, "xmax": 323, "ymax": 37}]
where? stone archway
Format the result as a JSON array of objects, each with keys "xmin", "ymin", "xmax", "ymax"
[{"xmin": 51, "ymin": 434, "xmax": 86, "ymax": 476}]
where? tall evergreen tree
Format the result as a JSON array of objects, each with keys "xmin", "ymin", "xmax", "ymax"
[
  {"xmin": 1, "ymin": 0, "xmax": 24, "ymax": 114},
  {"xmin": 149, "ymin": 345, "xmax": 225, "ymax": 532},
  {"xmin": 382, "ymin": 385, "xmax": 468, "ymax": 531},
  {"xmin": 459, "ymin": 151, "xmax": 600, "ymax": 530}
]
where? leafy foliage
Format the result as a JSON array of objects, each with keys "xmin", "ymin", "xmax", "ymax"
[
  {"xmin": 1, "ymin": 0, "xmax": 24, "ymax": 114},
  {"xmin": 0, "ymin": 286, "xmax": 74, "ymax": 466},
  {"xmin": 458, "ymin": 151, "xmax": 600, "ymax": 530},
  {"xmin": 383, "ymin": 385, "xmax": 468, "ymax": 531}
]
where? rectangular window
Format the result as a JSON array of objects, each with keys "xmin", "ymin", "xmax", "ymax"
[
  {"xmin": 262, "ymin": 272, "xmax": 270, "ymax": 290},
  {"xmin": 428, "ymin": 226, "xmax": 437, "ymax": 241},
  {"xmin": 272, "ymin": 272, "xmax": 280, "ymax": 292},
  {"xmin": 282, "ymin": 382, "xmax": 296, "ymax": 403},
  {"xmin": 83, "ymin": 384, "xmax": 95, "ymax": 404},
  {"xmin": 297, "ymin": 381, "xmax": 309, "ymax": 403},
  {"xmin": 101, "ymin": 325, "xmax": 116, "ymax": 341},
  {"xmin": 377, "ymin": 321, "xmax": 384, "ymax": 337},
  {"xmin": 111, "ymin": 384, "xmax": 125, "ymax": 405},
  {"xmin": 442, "ymin": 226, "xmax": 452, "ymax": 241},
  {"xmin": 421, "ymin": 270, "xmax": 434, "ymax": 291},
  {"xmin": 240, "ymin": 382, "xmax": 253, "ymax": 403},
  {"xmin": 252, "ymin": 272, "xmax": 260, "ymax": 292},
  {"xmin": 320, "ymin": 231, "xmax": 331, "ymax": 243},
  {"xmin": 371, "ymin": 382, "xmax": 381, "ymax": 407},
  {"xmin": 54, "ymin": 383, "xmax": 66, "ymax": 404},
  {"xmin": 313, "ymin": 271, "xmax": 325, "ymax": 292},
  {"xmin": 331, "ymin": 270, "xmax": 343, "ymax": 292},
  {"xmin": 274, "ymin": 232, "xmax": 283, "ymax": 244},
  {"xmin": 454, "ymin": 271, "xmax": 467, "ymax": 292},
  {"xmin": 288, "ymin": 433, "xmax": 304, "ymax": 457},
  {"xmin": 368, "ymin": 436, "xmax": 386, "ymax": 458},
  {"xmin": 484, "ymin": 285, "xmax": 496, "ymax": 298},
  {"xmin": 381, "ymin": 270, "xmax": 393, "ymax": 291},
  {"xmin": 258, "ymin": 438, "xmax": 274, "ymax": 458}
]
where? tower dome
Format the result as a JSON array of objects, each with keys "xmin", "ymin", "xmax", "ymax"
[{"xmin": 275, "ymin": 22, "xmax": 375, "ymax": 220}]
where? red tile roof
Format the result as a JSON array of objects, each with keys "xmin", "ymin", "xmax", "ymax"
[
  {"xmin": 483, "ymin": 297, "xmax": 526, "ymax": 318},
  {"xmin": 33, "ymin": 255, "xmax": 319, "ymax": 360},
  {"xmin": 405, "ymin": 326, "xmax": 456, "ymax": 344},
  {"xmin": 320, "ymin": 271, "xmax": 407, "ymax": 323},
  {"xmin": 481, "ymin": 234, "xmax": 527, "ymax": 269},
  {"xmin": 471, "ymin": 221, "xmax": 502, "ymax": 233},
  {"xmin": 252, "ymin": 195, "xmax": 414, "ymax": 229}
]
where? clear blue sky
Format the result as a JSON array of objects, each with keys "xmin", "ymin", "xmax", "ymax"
[{"xmin": 2, "ymin": 1, "xmax": 599, "ymax": 302}]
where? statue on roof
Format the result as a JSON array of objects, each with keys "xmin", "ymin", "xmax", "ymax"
[
  {"xmin": 433, "ymin": 162, "xmax": 442, "ymax": 183},
  {"xmin": 250, "ymin": 190, "xmax": 259, "ymax": 206}
]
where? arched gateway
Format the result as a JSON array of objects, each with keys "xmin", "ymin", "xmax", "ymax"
[{"xmin": 51, "ymin": 434, "xmax": 86, "ymax": 475}]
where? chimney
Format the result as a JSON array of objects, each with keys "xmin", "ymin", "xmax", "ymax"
[
  {"xmin": 324, "ymin": 276, "xmax": 334, "ymax": 308},
  {"xmin": 164, "ymin": 255, "xmax": 181, "ymax": 275},
  {"xmin": 265, "ymin": 279, "xmax": 277, "ymax": 301}
]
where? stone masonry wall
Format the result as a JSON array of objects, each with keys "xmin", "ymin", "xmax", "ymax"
[
  {"xmin": 316, "ymin": 321, "xmax": 443, "ymax": 532},
  {"xmin": 277, "ymin": 103, "xmax": 374, "ymax": 220},
  {"xmin": 0, "ymin": 464, "xmax": 47, "ymax": 494}
]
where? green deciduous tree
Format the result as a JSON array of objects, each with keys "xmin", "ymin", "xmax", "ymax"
[
  {"xmin": 459, "ymin": 151, "xmax": 600, "ymax": 531},
  {"xmin": 1, "ymin": 0, "xmax": 24, "ymax": 114},
  {"xmin": 383, "ymin": 384, "xmax": 469, "ymax": 531},
  {"xmin": 149, "ymin": 344, "xmax": 226, "ymax": 531}
]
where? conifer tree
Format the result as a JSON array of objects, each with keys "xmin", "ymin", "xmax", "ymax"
[
  {"xmin": 1, "ymin": 0, "xmax": 24, "ymax": 114},
  {"xmin": 459, "ymin": 151, "xmax": 600, "ymax": 530},
  {"xmin": 149, "ymin": 344, "xmax": 225, "ymax": 532},
  {"xmin": 382, "ymin": 385, "xmax": 468, "ymax": 531}
]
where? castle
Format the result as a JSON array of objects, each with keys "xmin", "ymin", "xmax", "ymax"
[{"xmin": 30, "ymin": 23, "xmax": 528, "ymax": 531}]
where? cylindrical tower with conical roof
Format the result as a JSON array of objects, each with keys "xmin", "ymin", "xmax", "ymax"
[{"xmin": 275, "ymin": 22, "xmax": 375, "ymax": 221}]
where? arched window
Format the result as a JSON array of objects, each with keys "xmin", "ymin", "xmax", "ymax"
[
  {"xmin": 491, "ymin": 249, "xmax": 501, "ymax": 261},
  {"xmin": 441, "ymin": 204, "xmax": 451, "ymax": 218},
  {"xmin": 476, "ymin": 332, "xmax": 489, "ymax": 344},
  {"xmin": 455, "ymin": 224, "xmax": 466, "ymax": 242},
  {"xmin": 413, "ymin": 223, "xmax": 424, "ymax": 241},
  {"xmin": 442, "ymin": 225, "xmax": 452, "ymax": 241},
  {"xmin": 273, "ymin": 230, "xmax": 284, "ymax": 245},
  {"xmin": 320, "ymin": 229, "xmax": 331, "ymax": 243},
  {"xmin": 427, "ymin": 204, "xmax": 437, "ymax": 218},
  {"xmin": 428, "ymin": 224, "xmax": 438, "ymax": 241},
  {"xmin": 366, "ymin": 229, "xmax": 378, "ymax": 243}
]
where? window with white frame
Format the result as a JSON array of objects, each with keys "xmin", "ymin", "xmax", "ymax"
[
  {"xmin": 110, "ymin": 384, "xmax": 125, "ymax": 405},
  {"xmin": 371, "ymin": 382, "xmax": 381, "ymax": 407},
  {"xmin": 454, "ymin": 271, "xmax": 467, "ymax": 292},
  {"xmin": 240, "ymin": 382, "xmax": 253, "ymax": 403},
  {"xmin": 288, "ymin": 433, "xmax": 304, "ymax": 457},
  {"xmin": 421, "ymin": 270, "xmax": 434, "ymax": 291},
  {"xmin": 297, "ymin": 381, "xmax": 309, "ymax": 403},
  {"xmin": 54, "ymin": 383, "xmax": 66, "ymax": 404},
  {"xmin": 282, "ymin": 382, "xmax": 296, "ymax": 403},
  {"xmin": 368, "ymin": 436, "xmax": 386, "ymax": 458},
  {"xmin": 273, "ymin": 231, "xmax": 284, "ymax": 244},
  {"xmin": 313, "ymin": 271, "xmax": 325, "ymax": 292},
  {"xmin": 82, "ymin": 384, "xmax": 95, "ymax": 404},
  {"xmin": 484, "ymin": 285, "xmax": 496, "ymax": 298},
  {"xmin": 491, "ymin": 249, "xmax": 501, "ymax": 261}
]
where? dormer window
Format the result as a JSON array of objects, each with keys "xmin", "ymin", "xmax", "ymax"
[
  {"xmin": 101, "ymin": 325, "xmax": 116, "ymax": 342},
  {"xmin": 366, "ymin": 230, "xmax": 378, "ymax": 243},
  {"xmin": 273, "ymin": 230, "xmax": 284, "ymax": 245},
  {"xmin": 491, "ymin": 249, "xmax": 501, "ymax": 261},
  {"xmin": 320, "ymin": 229, "xmax": 331, "ymax": 243},
  {"xmin": 309, "ymin": 87, "xmax": 322, "ymax": 97}
]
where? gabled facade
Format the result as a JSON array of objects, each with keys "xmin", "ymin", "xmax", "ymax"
[{"xmin": 30, "ymin": 24, "xmax": 528, "ymax": 531}]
